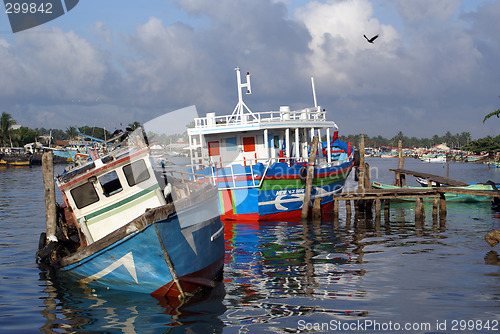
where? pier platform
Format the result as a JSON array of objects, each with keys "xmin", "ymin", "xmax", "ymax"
[{"xmin": 389, "ymin": 168, "xmax": 469, "ymax": 187}]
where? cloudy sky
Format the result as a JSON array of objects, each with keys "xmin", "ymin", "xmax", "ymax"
[{"xmin": 0, "ymin": 0, "xmax": 499, "ymax": 139}]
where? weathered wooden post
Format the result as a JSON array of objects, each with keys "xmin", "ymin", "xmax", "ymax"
[
  {"xmin": 312, "ymin": 198, "xmax": 322, "ymax": 219},
  {"xmin": 42, "ymin": 151, "xmax": 57, "ymax": 243},
  {"xmin": 333, "ymin": 198, "xmax": 339, "ymax": 221},
  {"xmin": 345, "ymin": 200, "xmax": 352, "ymax": 219},
  {"xmin": 384, "ymin": 199, "xmax": 390, "ymax": 221},
  {"xmin": 439, "ymin": 193, "xmax": 447, "ymax": 218},
  {"xmin": 397, "ymin": 140, "xmax": 405, "ymax": 186},
  {"xmin": 446, "ymin": 155, "xmax": 450, "ymax": 179},
  {"xmin": 301, "ymin": 137, "xmax": 319, "ymax": 219},
  {"xmin": 364, "ymin": 162, "xmax": 371, "ymax": 189},
  {"xmin": 432, "ymin": 197, "xmax": 439, "ymax": 217},
  {"xmin": 358, "ymin": 134, "xmax": 365, "ymax": 191},
  {"xmin": 375, "ymin": 198, "xmax": 382, "ymax": 219},
  {"xmin": 415, "ymin": 197, "xmax": 423, "ymax": 221}
]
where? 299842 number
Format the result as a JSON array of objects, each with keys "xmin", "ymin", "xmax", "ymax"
[
  {"xmin": 5, "ymin": 2, "xmax": 53, "ymax": 14},
  {"xmin": 451, "ymin": 320, "xmax": 498, "ymax": 331}
]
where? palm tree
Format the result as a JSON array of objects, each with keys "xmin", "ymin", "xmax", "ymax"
[
  {"xmin": 484, "ymin": 96, "xmax": 500, "ymax": 123},
  {"xmin": 65, "ymin": 126, "xmax": 78, "ymax": 138},
  {"xmin": 483, "ymin": 109, "xmax": 500, "ymax": 123},
  {"xmin": 128, "ymin": 121, "xmax": 141, "ymax": 131},
  {"xmin": 0, "ymin": 112, "xmax": 16, "ymax": 146}
]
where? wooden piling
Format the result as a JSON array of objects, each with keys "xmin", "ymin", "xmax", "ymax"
[
  {"xmin": 42, "ymin": 151, "xmax": 57, "ymax": 242},
  {"xmin": 301, "ymin": 136, "xmax": 319, "ymax": 219},
  {"xmin": 415, "ymin": 197, "xmax": 423, "ymax": 220},
  {"xmin": 364, "ymin": 162, "xmax": 371, "ymax": 190},
  {"xmin": 375, "ymin": 198, "xmax": 381, "ymax": 219},
  {"xmin": 439, "ymin": 193, "xmax": 447, "ymax": 218},
  {"xmin": 384, "ymin": 199, "xmax": 390, "ymax": 221},
  {"xmin": 432, "ymin": 197, "xmax": 439, "ymax": 217},
  {"xmin": 345, "ymin": 200, "xmax": 352, "ymax": 219},
  {"xmin": 397, "ymin": 140, "xmax": 405, "ymax": 186},
  {"xmin": 312, "ymin": 198, "xmax": 322, "ymax": 219},
  {"xmin": 446, "ymin": 155, "xmax": 450, "ymax": 179},
  {"xmin": 333, "ymin": 198, "xmax": 339, "ymax": 220},
  {"xmin": 358, "ymin": 134, "xmax": 365, "ymax": 191}
]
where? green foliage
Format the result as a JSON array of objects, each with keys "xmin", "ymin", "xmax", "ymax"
[
  {"xmin": 78, "ymin": 126, "xmax": 112, "ymax": 141},
  {"xmin": 13, "ymin": 127, "xmax": 37, "ymax": 146},
  {"xmin": 0, "ymin": 112, "xmax": 16, "ymax": 146},
  {"xmin": 483, "ymin": 109, "xmax": 500, "ymax": 123},
  {"xmin": 343, "ymin": 131, "xmax": 472, "ymax": 149},
  {"xmin": 128, "ymin": 121, "xmax": 141, "ymax": 131},
  {"xmin": 463, "ymin": 135, "xmax": 500, "ymax": 154}
]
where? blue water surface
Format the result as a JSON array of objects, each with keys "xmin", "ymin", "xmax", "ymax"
[{"xmin": 0, "ymin": 159, "xmax": 499, "ymax": 333}]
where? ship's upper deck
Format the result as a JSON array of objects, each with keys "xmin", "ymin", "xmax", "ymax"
[{"xmin": 188, "ymin": 105, "xmax": 338, "ymax": 136}]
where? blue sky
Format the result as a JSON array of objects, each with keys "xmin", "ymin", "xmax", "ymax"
[{"xmin": 0, "ymin": 0, "xmax": 499, "ymax": 140}]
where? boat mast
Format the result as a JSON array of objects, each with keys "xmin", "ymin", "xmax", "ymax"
[
  {"xmin": 311, "ymin": 77, "xmax": 318, "ymax": 108},
  {"xmin": 230, "ymin": 67, "xmax": 256, "ymax": 122}
]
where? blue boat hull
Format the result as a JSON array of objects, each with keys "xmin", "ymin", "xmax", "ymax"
[
  {"xmin": 59, "ymin": 202, "xmax": 225, "ymax": 297},
  {"xmin": 195, "ymin": 157, "xmax": 354, "ymax": 220}
]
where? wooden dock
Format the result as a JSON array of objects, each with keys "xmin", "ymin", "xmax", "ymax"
[
  {"xmin": 317, "ymin": 135, "xmax": 500, "ymax": 222},
  {"xmin": 329, "ymin": 186, "xmax": 500, "ymax": 222},
  {"xmin": 331, "ymin": 187, "xmax": 445, "ymax": 221},
  {"xmin": 390, "ymin": 168, "xmax": 469, "ymax": 187}
]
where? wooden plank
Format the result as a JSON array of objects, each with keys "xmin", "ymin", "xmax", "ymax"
[{"xmin": 389, "ymin": 169, "xmax": 469, "ymax": 187}]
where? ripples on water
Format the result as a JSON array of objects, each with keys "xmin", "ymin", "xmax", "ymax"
[{"xmin": 0, "ymin": 160, "xmax": 499, "ymax": 333}]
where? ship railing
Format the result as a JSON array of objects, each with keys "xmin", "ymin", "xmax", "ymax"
[
  {"xmin": 193, "ymin": 106, "xmax": 326, "ymax": 129},
  {"xmin": 205, "ymin": 153, "xmax": 353, "ymax": 190},
  {"xmin": 163, "ymin": 169, "xmax": 212, "ymax": 185}
]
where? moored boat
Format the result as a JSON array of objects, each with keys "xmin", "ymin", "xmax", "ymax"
[
  {"xmin": 0, "ymin": 149, "xmax": 32, "ymax": 167},
  {"xmin": 419, "ymin": 155, "xmax": 446, "ymax": 163},
  {"xmin": 37, "ymin": 126, "xmax": 225, "ymax": 302},
  {"xmin": 187, "ymin": 68, "xmax": 355, "ymax": 221}
]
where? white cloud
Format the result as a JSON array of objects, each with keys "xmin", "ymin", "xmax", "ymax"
[
  {"xmin": 295, "ymin": 0, "xmax": 400, "ymax": 91},
  {"xmin": 0, "ymin": 0, "xmax": 498, "ymax": 139},
  {"xmin": 0, "ymin": 27, "xmax": 107, "ymax": 101},
  {"xmin": 392, "ymin": 0, "xmax": 461, "ymax": 22}
]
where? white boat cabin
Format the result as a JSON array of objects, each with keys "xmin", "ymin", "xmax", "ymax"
[
  {"xmin": 57, "ymin": 147, "xmax": 166, "ymax": 244},
  {"xmin": 188, "ymin": 68, "xmax": 343, "ymax": 172}
]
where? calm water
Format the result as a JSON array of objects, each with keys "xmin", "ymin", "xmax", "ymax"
[{"xmin": 0, "ymin": 158, "xmax": 499, "ymax": 333}]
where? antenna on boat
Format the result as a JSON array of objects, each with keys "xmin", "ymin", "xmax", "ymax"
[
  {"xmin": 311, "ymin": 77, "xmax": 318, "ymax": 108},
  {"xmin": 230, "ymin": 67, "xmax": 257, "ymax": 122}
]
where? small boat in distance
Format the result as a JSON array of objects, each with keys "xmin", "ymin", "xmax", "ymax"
[
  {"xmin": 37, "ymin": 123, "xmax": 225, "ymax": 303},
  {"xmin": 187, "ymin": 68, "xmax": 355, "ymax": 220},
  {"xmin": 419, "ymin": 155, "xmax": 446, "ymax": 163}
]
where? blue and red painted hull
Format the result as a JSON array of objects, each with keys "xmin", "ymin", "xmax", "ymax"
[
  {"xmin": 59, "ymin": 201, "xmax": 225, "ymax": 299},
  {"xmin": 196, "ymin": 157, "xmax": 354, "ymax": 221}
]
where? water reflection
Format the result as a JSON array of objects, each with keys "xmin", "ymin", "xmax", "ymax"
[
  {"xmin": 36, "ymin": 199, "xmax": 500, "ymax": 333},
  {"xmin": 38, "ymin": 266, "xmax": 226, "ymax": 333},
  {"xmin": 222, "ymin": 218, "xmax": 369, "ymax": 330}
]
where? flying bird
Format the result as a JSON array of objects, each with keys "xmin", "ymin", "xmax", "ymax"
[{"xmin": 364, "ymin": 34, "xmax": 379, "ymax": 44}]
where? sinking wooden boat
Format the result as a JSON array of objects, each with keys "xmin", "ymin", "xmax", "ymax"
[
  {"xmin": 187, "ymin": 68, "xmax": 355, "ymax": 220},
  {"xmin": 37, "ymin": 131, "xmax": 224, "ymax": 301}
]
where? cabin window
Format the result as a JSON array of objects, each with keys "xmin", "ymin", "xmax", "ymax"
[
  {"xmin": 208, "ymin": 141, "xmax": 220, "ymax": 156},
  {"xmin": 71, "ymin": 182, "xmax": 99, "ymax": 209},
  {"xmin": 123, "ymin": 159, "xmax": 150, "ymax": 187},
  {"xmin": 99, "ymin": 171, "xmax": 123, "ymax": 197},
  {"xmin": 225, "ymin": 137, "xmax": 237, "ymax": 151},
  {"xmin": 243, "ymin": 137, "xmax": 255, "ymax": 152},
  {"xmin": 273, "ymin": 135, "xmax": 280, "ymax": 149}
]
